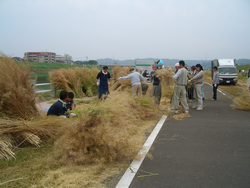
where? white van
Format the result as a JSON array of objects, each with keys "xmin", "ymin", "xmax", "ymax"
[{"xmin": 211, "ymin": 59, "xmax": 238, "ymax": 84}]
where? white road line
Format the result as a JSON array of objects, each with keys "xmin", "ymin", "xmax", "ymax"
[
  {"xmin": 115, "ymin": 115, "xmax": 168, "ymax": 188},
  {"xmin": 217, "ymin": 89, "xmax": 226, "ymax": 95},
  {"xmin": 204, "ymin": 82, "xmax": 226, "ymax": 96}
]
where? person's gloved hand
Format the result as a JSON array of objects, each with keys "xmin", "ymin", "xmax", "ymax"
[
  {"xmin": 97, "ymin": 81, "xmax": 99, "ymax": 86},
  {"xmin": 108, "ymin": 82, "xmax": 110, "ymax": 85},
  {"xmin": 214, "ymin": 84, "xmax": 217, "ymax": 87},
  {"xmin": 118, "ymin": 77, "xmax": 121, "ymax": 80},
  {"xmin": 188, "ymin": 80, "xmax": 191, "ymax": 83}
]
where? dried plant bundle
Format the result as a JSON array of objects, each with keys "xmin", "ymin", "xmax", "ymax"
[
  {"xmin": 0, "ymin": 117, "xmax": 64, "ymax": 159},
  {"xmin": 0, "ymin": 54, "xmax": 39, "ymax": 120},
  {"xmin": 48, "ymin": 67, "xmax": 100, "ymax": 97},
  {"xmin": 54, "ymin": 92, "xmax": 162, "ymax": 164}
]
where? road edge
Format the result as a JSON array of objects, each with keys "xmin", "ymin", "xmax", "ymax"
[{"xmin": 115, "ymin": 115, "xmax": 168, "ymax": 188}]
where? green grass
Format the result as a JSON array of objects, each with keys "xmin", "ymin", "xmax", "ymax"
[
  {"xmin": 236, "ymin": 64, "xmax": 250, "ymax": 71},
  {"xmin": 0, "ymin": 144, "xmax": 62, "ymax": 187}
]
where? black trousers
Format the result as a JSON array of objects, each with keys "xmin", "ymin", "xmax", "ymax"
[{"xmin": 213, "ymin": 84, "xmax": 218, "ymax": 100}]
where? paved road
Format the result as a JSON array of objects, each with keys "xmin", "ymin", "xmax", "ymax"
[{"xmin": 129, "ymin": 84, "xmax": 250, "ymax": 188}]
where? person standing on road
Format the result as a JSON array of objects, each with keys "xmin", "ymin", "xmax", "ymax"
[
  {"xmin": 153, "ymin": 60, "xmax": 164, "ymax": 105},
  {"xmin": 118, "ymin": 68, "xmax": 144, "ymax": 96},
  {"xmin": 189, "ymin": 64, "xmax": 204, "ymax": 110},
  {"xmin": 96, "ymin": 66, "xmax": 111, "ymax": 100},
  {"xmin": 212, "ymin": 66, "xmax": 220, "ymax": 100},
  {"xmin": 188, "ymin": 66, "xmax": 196, "ymax": 101},
  {"xmin": 170, "ymin": 60, "xmax": 189, "ymax": 113}
]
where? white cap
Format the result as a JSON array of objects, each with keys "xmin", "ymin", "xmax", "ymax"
[{"xmin": 175, "ymin": 63, "xmax": 179, "ymax": 67}]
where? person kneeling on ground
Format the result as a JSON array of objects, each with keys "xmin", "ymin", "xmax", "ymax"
[
  {"xmin": 66, "ymin": 92, "xmax": 76, "ymax": 110},
  {"xmin": 47, "ymin": 91, "xmax": 68, "ymax": 117},
  {"xmin": 118, "ymin": 68, "xmax": 144, "ymax": 96}
]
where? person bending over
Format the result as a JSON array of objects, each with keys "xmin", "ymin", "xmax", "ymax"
[
  {"xmin": 66, "ymin": 92, "xmax": 76, "ymax": 110},
  {"xmin": 118, "ymin": 68, "xmax": 144, "ymax": 96},
  {"xmin": 47, "ymin": 91, "xmax": 68, "ymax": 116}
]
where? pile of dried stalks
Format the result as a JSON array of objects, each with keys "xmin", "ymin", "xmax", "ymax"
[
  {"xmin": 0, "ymin": 54, "xmax": 39, "ymax": 120},
  {"xmin": 54, "ymin": 92, "xmax": 161, "ymax": 164},
  {"xmin": 155, "ymin": 67, "xmax": 175, "ymax": 98},
  {"xmin": 48, "ymin": 67, "xmax": 100, "ymax": 97},
  {"xmin": 111, "ymin": 66, "xmax": 131, "ymax": 91},
  {"xmin": 0, "ymin": 117, "xmax": 64, "ymax": 159},
  {"xmin": 232, "ymin": 92, "xmax": 250, "ymax": 111}
]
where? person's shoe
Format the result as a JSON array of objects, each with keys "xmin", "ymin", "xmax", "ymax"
[
  {"xmin": 192, "ymin": 106, "xmax": 197, "ymax": 109},
  {"xmin": 211, "ymin": 99, "xmax": 215, "ymax": 101},
  {"xmin": 185, "ymin": 111, "xmax": 189, "ymax": 113},
  {"xmin": 196, "ymin": 107, "xmax": 203, "ymax": 111},
  {"xmin": 171, "ymin": 110, "xmax": 178, "ymax": 114}
]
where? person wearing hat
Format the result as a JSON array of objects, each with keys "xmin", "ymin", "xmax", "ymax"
[
  {"xmin": 153, "ymin": 60, "xmax": 164, "ymax": 105},
  {"xmin": 189, "ymin": 64, "xmax": 204, "ymax": 110},
  {"xmin": 118, "ymin": 68, "xmax": 144, "ymax": 96},
  {"xmin": 96, "ymin": 66, "xmax": 111, "ymax": 99},
  {"xmin": 170, "ymin": 60, "xmax": 189, "ymax": 113},
  {"xmin": 175, "ymin": 62, "xmax": 180, "ymax": 73}
]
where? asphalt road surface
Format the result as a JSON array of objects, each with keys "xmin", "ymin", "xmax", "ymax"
[{"xmin": 129, "ymin": 84, "xmax": 250, "ymax": 188}]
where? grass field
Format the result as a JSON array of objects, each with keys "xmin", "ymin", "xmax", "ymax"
[{"xmin": 237, "ymin": 64, "xmax": 250, "ymax": 71}]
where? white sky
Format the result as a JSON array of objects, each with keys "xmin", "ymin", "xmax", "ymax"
[{"xmin": 0, "ymin": 0, "xmax": 249, "ymax": 60}]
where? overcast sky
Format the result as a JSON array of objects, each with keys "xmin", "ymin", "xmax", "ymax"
[{"xmin": 0, "ymin": 0, "xmax": 249, "ymax": 61}]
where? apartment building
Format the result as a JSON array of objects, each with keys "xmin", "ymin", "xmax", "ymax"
[
  {"xmin": 24, "ymin": 52, "xmax": 56, "ymax": 63},
  {"xmin": 56, "ymin": 54, "xmax": 73, "ymax": 64}
]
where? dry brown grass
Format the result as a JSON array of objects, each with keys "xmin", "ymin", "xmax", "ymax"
[
  {"xmin": 54, "ymin": 92, "xmax": 162, "ymax": 165},
  {"xmin": 48, "ymin": 67, "xmax": 100, "ymax": 97},
  {"xmin": 232, "ymin": 92, "xmax": 250, "ymax": 111},
  {"xmin": 0, "ymin": 117, "xmax": 64, "ymax": 159},
  {"xmin": 0, "ymin": 54, "xmax": 39, "ymax": 120},
  {"xmin": 111, "ymin": 65, "xmax": 131, "ymax": 91}
]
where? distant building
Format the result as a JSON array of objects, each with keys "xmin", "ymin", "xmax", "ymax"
[
  {"xmin": 56, "ymin": 54, "xmax": 73, "ymax": 64},
  {"xmin": 24, "ymin": 52, "xmax": 56, "ymax": 63}
]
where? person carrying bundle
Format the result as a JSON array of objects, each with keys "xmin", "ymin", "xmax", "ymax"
[{"xmin": 153, "ymin": 60, "xmax": 164, "ymax": 105}]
